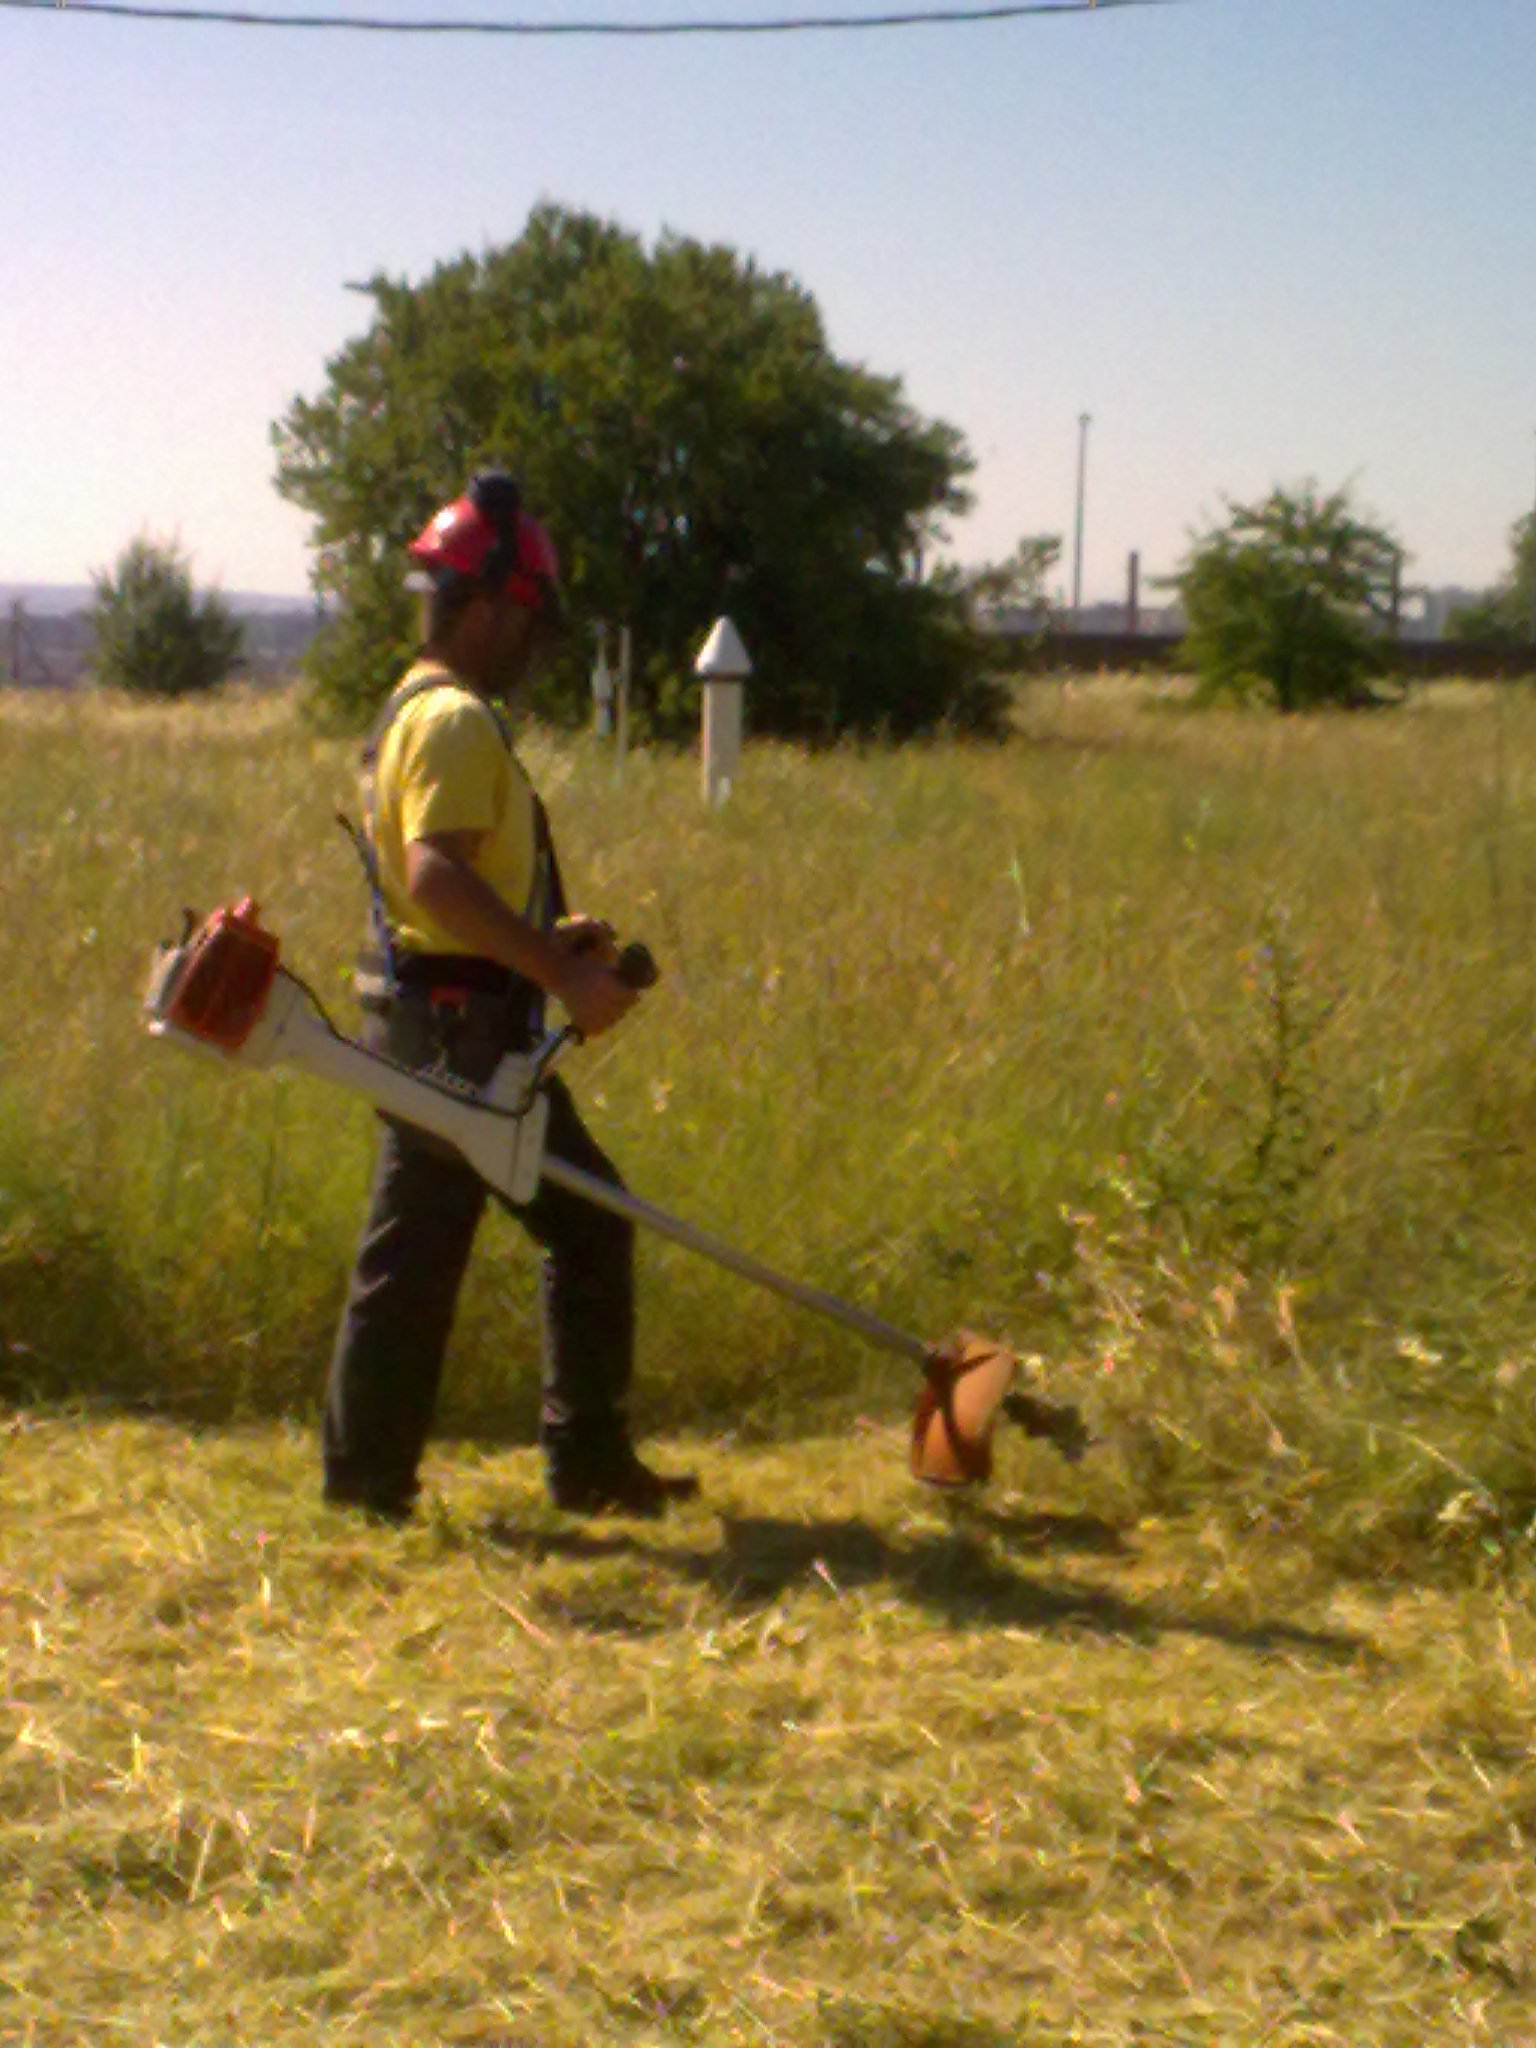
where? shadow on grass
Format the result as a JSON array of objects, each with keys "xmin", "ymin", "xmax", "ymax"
[{"xmin": 480, "ymin": 1510, "xmax": 1377, "ymax": 1667}]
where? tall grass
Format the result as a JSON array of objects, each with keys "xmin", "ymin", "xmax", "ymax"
[{"xmin": 5, "ymin": 679, "xmax": 1536, "ymax": 1563}]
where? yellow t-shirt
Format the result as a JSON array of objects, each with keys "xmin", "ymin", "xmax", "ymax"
[{"xmin": 367, "ymin": 663, "xmax": 543, "ymax": 957}]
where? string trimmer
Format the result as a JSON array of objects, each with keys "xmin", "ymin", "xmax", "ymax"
[{"xmin": 143, "ymin": 900, "xmax": 1089, "ymax": 1486}]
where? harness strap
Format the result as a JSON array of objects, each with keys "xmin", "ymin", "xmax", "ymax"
[{"xmin": 340, "ymin": 668, "xmax": 567, "ymax": 1024}]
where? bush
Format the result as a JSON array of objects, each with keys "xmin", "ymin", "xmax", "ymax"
[
  {"xmin": 91, "ymin": 536, "xmax": 244, "ymax": 699},
  {"xmin": 1171, "ymin": 483, "xmax": 1402, "ymax": 711},
  {"xmin": 1447, "ymin": 512, "xmax": 1536, "ymax": 646}
]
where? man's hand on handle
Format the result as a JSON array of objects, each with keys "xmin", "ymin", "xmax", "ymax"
[
  {"xmin": 553, "ymin": 914, "xmax": 620, "ymax": 966},
  {"xmin": 405, "ymin": 842, "xmax": 648, "ymax": 1043},
  {"xmin": 550, "ymin": 950, "xmax": 638, "ymax": 1040},
  {"xmin": 550, "ymin": 921, "xmax": 660, "ymax": 1040}
]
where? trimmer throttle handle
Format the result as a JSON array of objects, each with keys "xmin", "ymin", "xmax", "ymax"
[
  {"xmin": 521, "ymin": 939, "xmax": 659, "ymax": 1097},
  {"xmin": 617, "ymin": 941, "xmax": 659, "ymax": 991}
]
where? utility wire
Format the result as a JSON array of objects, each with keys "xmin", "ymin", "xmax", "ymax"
[{"xmin": 2, "ymin": 0, "xmax": 1175, "ymax": 36}]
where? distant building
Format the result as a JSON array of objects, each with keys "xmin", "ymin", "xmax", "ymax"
[
  {"xmin": 1415, "ymin": 587, "xmax": 1487, "ymax": 640},
  {"xmin": 987, "ymin": 588, "xmax": 1498, "ymax": 647},
  {"xmin": 1066, "ymin": 600, "xmax": 1187, "ymax": 637}
]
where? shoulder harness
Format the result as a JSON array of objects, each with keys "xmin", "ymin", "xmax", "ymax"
[{"xmin": 336, "ymin": 671, "xmax": 567, "ymax": 1001}]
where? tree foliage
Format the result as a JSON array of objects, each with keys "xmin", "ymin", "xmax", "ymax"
[
  {"xmin": 937, "ymin": 533, "xmax": 1062, "ymax": 631},
  {"xmin": 273, "ymin": 205, "xmax": 1000, "ymax": 739},
  {"xmin": 90, "ymin": 537, "xmax": 243, "ymax": 699},
  {"xmin": 1171, "ymin": 485, "xmax": 1403, "ymax": 712},
  {"xmin": 1447, "ymin": 512, "xmax": 1536, "ymax": 646}
]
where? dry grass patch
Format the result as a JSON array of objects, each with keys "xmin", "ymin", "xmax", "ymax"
[{"xmin": 4, "ymin": 1413, "xmax": 1536, "ymax": 2044}]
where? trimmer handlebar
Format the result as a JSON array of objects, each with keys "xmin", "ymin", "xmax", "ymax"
[
  {"xmin": 523, "ymin": 937, "xmax": 659, "ymax": 1094},
  {"xmin": 616, "ymin": 941, "xmax": 659, "ymax": 992}
]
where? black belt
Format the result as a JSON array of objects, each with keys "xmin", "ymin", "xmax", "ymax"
[
  {"xmin": 392, "ymin": 952, "xmax": 517, "ymax": 995},
  {"xmin": 355, "ymin": 948, "xmax": 537, "ymax": 1013}
]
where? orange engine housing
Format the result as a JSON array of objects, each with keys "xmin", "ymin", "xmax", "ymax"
[{"xmin": 166, "ymin": 899, "xmax": 281, "ymax": 1051}]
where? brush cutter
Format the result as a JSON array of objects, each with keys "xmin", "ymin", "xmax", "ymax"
[{"xmin": 142, "ymin": 900, "xmax": 1089, "ymax": 1486}]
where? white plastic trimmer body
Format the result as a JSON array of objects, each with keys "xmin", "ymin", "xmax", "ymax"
[
  {"xmin": 141, "ymin": 901, "xmax": 921, "ymax": 1350},
  {"xmin": 143, "ymin": 899, "xmax": 1091, "ymax": 1486},
  {"xmin": 144, "ymin": 929, "xmax": 549, "ymax": 1205}
]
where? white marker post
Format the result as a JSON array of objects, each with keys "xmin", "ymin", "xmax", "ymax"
[
  {"xmin": 617, "ymin": 623, "xmax": 633, "ymax": 770},
  {"xmin": 591, "ymin": 625, "xmax": 615, "ymax": 738},
  {"xmin": 696, "ymin": 616, "xmax": 751, "ymax": 806}
]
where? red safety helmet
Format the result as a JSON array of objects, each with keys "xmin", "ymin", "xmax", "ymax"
[{"xmin": 408, "ymin": 473, "xmax": 560, "ymax": 615}]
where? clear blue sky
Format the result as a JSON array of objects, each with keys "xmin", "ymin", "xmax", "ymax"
[{"xmin": 3, "ymin": 0, "xmax": 1533, "ymax": 601}]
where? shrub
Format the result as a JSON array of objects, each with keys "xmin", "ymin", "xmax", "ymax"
[
  {"xmin": 1171, "ymin": 483, "xmax": 1402, "ymax": 711},
  {"xmin": 91, "ymin": 536, "xmax": 244, "ymax": 699}
]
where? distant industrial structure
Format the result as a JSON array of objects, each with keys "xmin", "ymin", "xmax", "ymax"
[
  {"xmin": 998, "ymin": 556, "xmax": 1493, "ymax": 648},
  {"xmin": 0, "ymin": 574, "xmax": 1527, "ymax": 692},
  {"xmin": 989, "ymin": 560, "xmax": 1536, "ymax": 681}
]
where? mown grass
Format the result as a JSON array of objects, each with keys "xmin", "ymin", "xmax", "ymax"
[
  {"xmin": 5, "ymin": 678, "xmax": 1536, "ymax": 1564},
  {"xmin": 4, "ymin": 1415, "xmax": 1536, "ymax": 2045}
]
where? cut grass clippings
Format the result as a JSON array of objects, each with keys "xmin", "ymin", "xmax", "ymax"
[{"xmin": 3, "ymin": 1414, "xmax": 1535, "ymax": 2044}]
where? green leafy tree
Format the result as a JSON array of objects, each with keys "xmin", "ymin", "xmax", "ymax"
[
  {"xmin": 90, "ymin": 537, "xmax": 243, "ymax": 698},
  {"xmin": 1171, "ymin": 484, "xmax": 1403, "ymax": 712},
  {"xmin": 272, "ymin": 204, "xmax": 997, "ymax": 739},
  {"xmin": 1446, "ymin": 512, "xmax": 1536, "ymax": 645},
  {"xmin": 937, "ymin": 533, "xmax": 1062, "ymax": 629}
]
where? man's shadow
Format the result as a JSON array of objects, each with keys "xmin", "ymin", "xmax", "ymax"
[{"xmin": 479, "ymin": 1503, "xmax": 1376, "ymax": 1667}]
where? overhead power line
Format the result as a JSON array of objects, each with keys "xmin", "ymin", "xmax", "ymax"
[{"xmin": 2, "ymin": 0, "xmax": 1175, "ymax": 36}]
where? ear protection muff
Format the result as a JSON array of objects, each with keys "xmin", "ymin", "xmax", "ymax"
[{"xmin": 465, "ymin": 470, "xmax": 525, "ymax": 592}]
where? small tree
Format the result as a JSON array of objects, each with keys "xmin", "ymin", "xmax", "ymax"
[
  {"xmin": 939, "ymin": 534, "xmax": 1062, "ymax": 631},
  {"xmin": 91, "ymin": 537, "xmax": 243, "ymax": 698},
  {"xmin": 1171, "ymin": 485, "xmax": 1403, "ymax": 711},
  {"xmin": 1447, "ymin": 511, "xmax": 1536, "ymax": 646}
]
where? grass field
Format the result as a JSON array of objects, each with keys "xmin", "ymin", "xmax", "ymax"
[
  {"xmin": 5, "ymin": 678, "xmax": 1536, "ymax": 2042},
  {"xmin": 6, "ymin": 678, "xmax": 1536, "ymax": 1552}
]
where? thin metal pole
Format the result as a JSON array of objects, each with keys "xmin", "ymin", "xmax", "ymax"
[
  {"xmin": 541, "ymin": 1155, "xmax": 931, "ymax": 1368},
  {"xmin": 1071, "ymin": 412, "xmax": 1091, "ymax": 621}
]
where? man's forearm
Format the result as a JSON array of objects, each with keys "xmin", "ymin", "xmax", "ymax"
[{"xmin": 405, "ymin": 844, "xmax": 568, "ymax": 993}]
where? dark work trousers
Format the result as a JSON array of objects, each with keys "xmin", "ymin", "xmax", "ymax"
[{"xmin": 323, "ymin": 988, "xmax": 635, "ymax": 1510}]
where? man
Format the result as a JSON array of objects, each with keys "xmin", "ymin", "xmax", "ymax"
[{"xmin": 324, "ymin": 470, "xmax": 698, "ymax": 1523}]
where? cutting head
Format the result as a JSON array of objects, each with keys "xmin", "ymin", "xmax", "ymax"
[{"xmin": 910, "ymin": 1330, "xmax": 1019, "ymax": 1487}]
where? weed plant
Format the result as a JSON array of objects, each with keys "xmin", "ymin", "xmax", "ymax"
[{"xmin": 5, "ymin": 680, "xmax": 1536, "ymax": 1567}]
